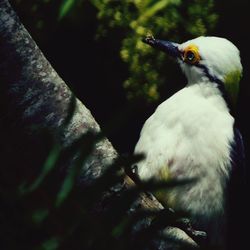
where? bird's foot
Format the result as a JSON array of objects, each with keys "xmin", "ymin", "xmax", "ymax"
[{"xmin": 175, "ymin": 217, "xmax": 207, "ymax": 246}]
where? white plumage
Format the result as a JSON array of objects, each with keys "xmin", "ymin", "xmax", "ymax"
[{"xmin": 134, "ymin": 36, "xmax": 243, "ymax": 244}]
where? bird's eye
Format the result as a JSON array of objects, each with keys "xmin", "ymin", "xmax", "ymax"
[
  {"xmin": 186, "ymin": 51, "xmax": 195, "ymax": 62},
  {"xmin": 183, "ymin": 45, "xmax": 201, "ymax": 64}
]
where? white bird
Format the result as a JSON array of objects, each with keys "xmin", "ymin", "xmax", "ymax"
[{"xmin": 134, "ymin": 36, "xmax": 244, "ymax": 247}]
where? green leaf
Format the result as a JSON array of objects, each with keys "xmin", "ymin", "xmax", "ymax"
[
  {"xmin": 111, "ymin": 217, "xmax": 130, "ymax": 238},
  {"xmin": 18, "ymin": 144, "xmax": 61, "ymax": 195},
  {"xmin": 55, "ymin": 169, "xmax": 75, "ymax": 207},
  {"xmin": 58, "ymin": 0, "xmax": 76, "ymax": 20},
  {"xmin": 40, "ymin": 237, "xmax": 60, "ymax": 250},
  {"xmin": 32, "ymin": 209, "xmax": 49, "ymax": 225},
  {"xmin": 24, "ymin": 144, "xmax": 61, "ymax": 194}
]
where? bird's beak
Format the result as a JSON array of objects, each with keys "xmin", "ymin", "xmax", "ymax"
[{"xmin": 143, "ymin": 36, "xmax": 180, "ymax": 59}]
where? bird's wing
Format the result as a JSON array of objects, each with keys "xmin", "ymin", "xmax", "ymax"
[
  {"xmin": 227, "ymin": 127, "xmax": 247, "ymax": 248},
  {"xmin": 230, "ymin": 126, "xmax": 246, "ymax": 176},
  {"xmin": 229, "ymin": 126, "xmax": 246, "ymax": 196}
]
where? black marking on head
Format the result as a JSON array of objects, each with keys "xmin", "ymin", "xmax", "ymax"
[
  {"xmin": 195, "ymin": 64, "xmax": 234, "ymax": 114},
  {"xmin": 195, "ymin": 64, "xmax": 222, "ymax": 85}
]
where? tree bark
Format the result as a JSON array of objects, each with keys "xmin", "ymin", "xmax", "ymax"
[
  {"xmin": 0, "ymin": 0, "xmax": 118, "ymax": 184},
  {"xmin": 0, "ymin": 0, "xmax": 201, "ymax": 249}
]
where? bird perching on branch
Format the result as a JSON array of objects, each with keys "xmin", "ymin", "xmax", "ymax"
[{"xmin": 134, "ymin": 36, "xmax": 245, "ymax": 247}]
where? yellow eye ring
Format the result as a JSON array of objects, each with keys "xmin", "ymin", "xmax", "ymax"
[{"xmin": 183, "ymin": 45, "xmax": 201, "ymax": 64}]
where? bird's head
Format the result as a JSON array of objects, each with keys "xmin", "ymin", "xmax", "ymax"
[{"xmin": 143, "ymin": 36, "xmax": 242, "ymax": 108}]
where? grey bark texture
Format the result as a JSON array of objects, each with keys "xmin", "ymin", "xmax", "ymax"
[{"xmin": 0, "ymin": 0, "xmax": 201, "ymax": 249}]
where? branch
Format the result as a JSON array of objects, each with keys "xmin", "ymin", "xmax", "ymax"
[{"xmin": 0, "ymin": 0, "xmax": 203, "ymax": 249}]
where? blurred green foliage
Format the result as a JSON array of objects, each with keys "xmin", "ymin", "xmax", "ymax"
[
  {"xmin": 58, "ymin": 0, "xmax": 76, "ymax": 20},
  {"xmin": 90, "ymin": 0, "xmax": 218, "ymax": 102}
]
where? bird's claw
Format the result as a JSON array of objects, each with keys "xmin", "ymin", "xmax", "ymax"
[{"xmin": 175, "ymin": 217, "xmax": 207, "ymax": 245}]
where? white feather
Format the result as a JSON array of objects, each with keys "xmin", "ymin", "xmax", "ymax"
[
  {"xmin": 135, "ymin": 83, "xmax": 234, "ymax": 216},
  {"xmin": 134, "ymin": 37, "xmax": 243, "ymax": 241}
]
